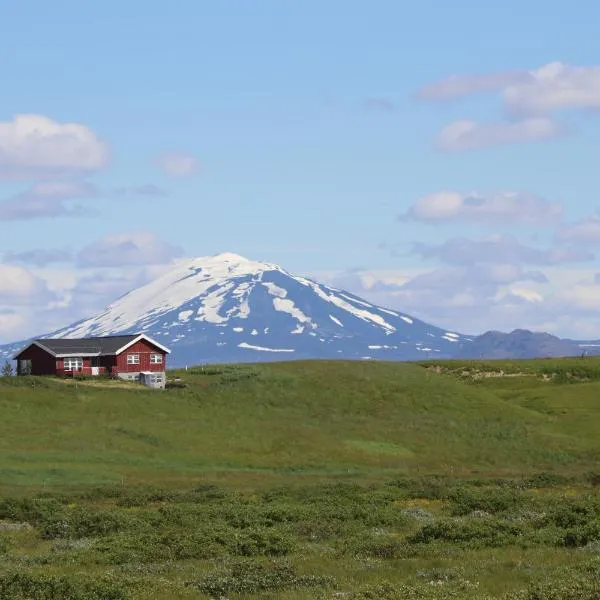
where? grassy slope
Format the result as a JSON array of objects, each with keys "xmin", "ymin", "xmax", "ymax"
[
  {"xmin": 3, "ymin": 360, "xmax": 600, "ymax": 599},
  {"xmin": 2, "ymin": 359, "xmax": 600, "ymax": 488}
]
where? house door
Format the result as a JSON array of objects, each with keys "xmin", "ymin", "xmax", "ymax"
[{"xmin": 91, "ymin": 357, "xmax": 100, "ymax": 376}]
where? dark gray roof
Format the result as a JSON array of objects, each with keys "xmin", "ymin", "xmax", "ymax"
[{"xmin": 34, "ymin": 334, "xmax": 140, "ymax": 356}]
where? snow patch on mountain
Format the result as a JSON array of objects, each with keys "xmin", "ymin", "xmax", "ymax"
[
  {"xmin": 272, "ymin": 298, "xmax": 313, "ymax": 327},
  {"xmin": 329, "ymin": 315, "xmax": 343, "ymax": 327},
  {"xmin": 238, "ymin": 342, "xmax": 295, "ymax": 353}
]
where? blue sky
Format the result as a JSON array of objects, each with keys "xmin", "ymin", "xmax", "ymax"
[{"xmin": 2, "ymin": 0, "xmax": 600, "ymax": 342}]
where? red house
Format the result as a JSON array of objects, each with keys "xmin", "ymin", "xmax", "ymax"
[{"xmin": 13, "ymin": 333, "xmax": 170, "ymax": 387}]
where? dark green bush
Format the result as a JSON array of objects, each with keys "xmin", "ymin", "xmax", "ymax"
[
  {"xmin": 408, "ymin": 517, "xmax": 525, "ymax": 547},
  {"xmin": 187, "ymin": 560, "xmax": 334, "ymax": 597},
  {"xmin": 0, "ymin": 572, "xmax": 128, "ymax": 600},
  {"xmin": 503, "ymin": 558, "xmax": 600, "ymax": 599},
  {"xmin": 523, "ymin": 472, "xmax": 570, "ymax": 488},
  {"xmin": 0, "ymin": 497, "xmax": 66, "ymax": 528},
  {"xmin": 543, "ymin": 497, "xmax": 600, "ymax": 529},
  {"xmin": 42, "ymin": 508, "xmax": 133, "ymax": 540},
  {"xmin": 448, "ymin": 486, "xmax": 523, "ymax": 516}
]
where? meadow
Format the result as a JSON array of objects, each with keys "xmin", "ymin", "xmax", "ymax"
[{"xmin": 1, "ymin": 358, "xmax": 600, "ymax": 598}]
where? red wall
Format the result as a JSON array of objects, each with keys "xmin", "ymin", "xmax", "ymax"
[
  {"xmin": 56, "ymin": 357, "xmax": 98, "ymax": 376},
  {"xmin": 115, "ymin": 339, "xmax": 167, "ymax": 373},
  {"xmin": 15, "ymin": 345, "xmax": 57, "ymax": 375}
]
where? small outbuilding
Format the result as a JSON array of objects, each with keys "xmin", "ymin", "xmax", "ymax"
[{"xmin": 12, "ymin": 333, "xmax": 170, "ymax": 385}]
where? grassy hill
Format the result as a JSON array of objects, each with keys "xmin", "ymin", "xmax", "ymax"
[
  {"xmin": 2, "ymin": 359, "xmax": 600, "ymax": 488},
  {"xmin": 2, "ymin": 359, "xmax": 600, "ymax": 599}
]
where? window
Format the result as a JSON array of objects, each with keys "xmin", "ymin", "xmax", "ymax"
[
  {"xmin": 19, "ymin": 360, "xmax": 32, "ymax": 375},
  {"xmin": 127, "ymin": 354, "xmax": 140, "ymax": 365},
  {"xmin": 150, "ymin": 353, "xmax": 163, "ymax": 364},
  {"xmin": 64, "ymin": 357, "xmax": 83, "ymax": 371}
]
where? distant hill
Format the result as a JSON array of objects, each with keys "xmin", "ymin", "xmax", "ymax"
[{"xmin": 457, "ymin": 329, "xmax": 585, "ymax": 359}]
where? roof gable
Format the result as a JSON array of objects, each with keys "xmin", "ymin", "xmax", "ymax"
[
  {"xmin": 115, "ymin": 334, "xmax": 171, "ymax": 355},
  {"xmin": 12, "ymin": 334, "xmax": 170, "ymax": 359}
]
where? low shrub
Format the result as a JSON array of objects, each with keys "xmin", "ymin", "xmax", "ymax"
[
  {"xmin": 502, "ymin": 558, "xmax": 600, "ymax": 599},
  {"xmin": 187, "ymin": 560, "xmax": 334, "ymax": 597},
  {"xmin": 448, "ymin": 486, "xmax": 523, "ymax": 516},
  {"xmin": 342, "ymin": 533, "xmax": 407, "ymax": 559},
  {"xmin": 0, "ymin": 498, "xmax": 66, "ymax": 529},
  {"xmin": 42, "ymin": 508, "xmax": 134, "ymax": 540},
  {"xmin": 349, "ymin": 579, "xmax": 480, "ymax": 600},
  {"xmin": 0, "ymin": 572, "xmax": 128, "ymax": 600},
  {"xmin": 408, "ymin": 517, "xmax": 525, "ymax": 547}
]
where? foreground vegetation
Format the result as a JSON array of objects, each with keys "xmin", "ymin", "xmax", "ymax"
[{"xmin": 2, "ymin": 359, "xmax": 600, "ymax": 598}]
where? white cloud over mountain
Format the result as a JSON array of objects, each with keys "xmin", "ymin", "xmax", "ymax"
[
  {"xmin": 556, "ymin": 213, "xmax": 600, "ymax": 245},
  {"xmin": 411, "ymin": 234, "xmax": 593, "ymax": 266},
  {"xmin": 76, "ymin": 231, "xmax": 184, "ymax": 268},
  {"xmin": 402, "ymin": 191, "xmax": 562, "ymax": 225}
]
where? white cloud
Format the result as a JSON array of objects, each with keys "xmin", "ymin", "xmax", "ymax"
[
  {"xmin": 495, "ymin": 287, "xmax": 544, "ymax": 304},
  {"xmin": 416, "ymin": 70, "xmax": 530, "ymax": 100},
  {"xmin": 0, "ymin": 310, "xmax": 27, "ymax": 342},
  {"xmin": 419, "ymin": 62, "xmax": 600, "ymax": 149},
  {"xmin": 0, "ymin": 181, "xmax": 98, "ymax": 220},
  {"xmin": 556, "ymin": 213, "xmax": 600, "ymax": 245},
  {"xmin": 402, "ymin": 190, "xmax": 562, "ymax": 225},
  {"xmin": 504, "ymin": 62, "xmax": 600, "ymax": 116},
  {"xmin": 436, "ymin": 117, "xmax": 563, "ymax": 151},
  {"xmin": 0, "ymin": 259, "xmax": 182, "ymax": 343},
  {"xmin": 156, "ymin": 152, "xmax": 200, "ymax": 177},
  {"xmin": 0, "ymin": 264, "xmax": 55, "ymax": 305},
  {"xmin": 412, "ymin": 234, "xmax": 593, "ymax": 266},
  {"xmin": 3, "ymin": 248, "xmax": 72, "ymax": 267},
  {"xmin": 0, "ymin": 114, "xmax": 109, "ymax": 180},
  {"xmin": 76, "ymin": 231, "xmax": 183, "ymax": 267},
  {"xmin": 319, "ymin": 264, "xmax": 600, "ymax": 339},
  {"xmin": 417, "ymin": 62, "xmax": 600, "ymax": 115},
  {"xmin": 554, "ymin": 284, "xmax": 600, "ymax": 312}
]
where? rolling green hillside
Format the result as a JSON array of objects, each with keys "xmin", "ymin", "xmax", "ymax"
[
  {"xmin": 2, "ymin": 359, "xmax": 600, "ymax": 488},
  {"xmin": 3, "ymin": 359, "xmax": 600, "ymax": 599}
]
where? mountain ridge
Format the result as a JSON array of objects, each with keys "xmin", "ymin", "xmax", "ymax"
[{"xmin": 0, "ymin": 252, "xmax": 595, "ymax": 365}]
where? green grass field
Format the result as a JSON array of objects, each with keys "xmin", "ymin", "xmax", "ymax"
[{"xmin": 2, "ymin": 359, "xmax": 600, "ymax": 598}]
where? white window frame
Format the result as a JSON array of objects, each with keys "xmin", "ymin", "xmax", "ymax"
[
  {"xmin": 150, "ymin": 353, "xmax": 163, "ymax": 364},
  {"xmin": 64, "ymin": 357, "xmax": 83, "ymax": 371},
  {"xmin": 127, "ymin": 353, "xmax": 140, "ymax": 365}
]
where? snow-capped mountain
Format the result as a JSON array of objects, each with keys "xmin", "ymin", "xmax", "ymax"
[{"xmin": 0, "ymin": 252, "xmax": 472, "ymax": 365}]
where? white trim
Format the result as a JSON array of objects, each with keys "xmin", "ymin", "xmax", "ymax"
[
  {"xmin": 63, "ymin": 357, "xmax": 83, "ymax": 371},
  {"xmin": 12, "ymin": 333, "xmax": 171, "ymax": 361},
  {"xmin": 126, "ymin": 353, "xmax": 140, "ymax": 365},
  {"xmin": 114, "ymin": 334, "xmax": 171, "ymax": 355}
]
